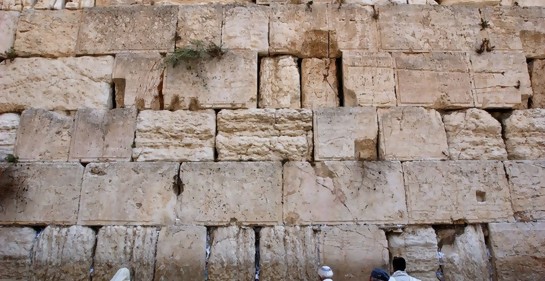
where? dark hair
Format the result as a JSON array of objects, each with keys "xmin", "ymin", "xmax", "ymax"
[{"xmin": 392, "ymin": 256, "xmax": 406, "ymax": 271}]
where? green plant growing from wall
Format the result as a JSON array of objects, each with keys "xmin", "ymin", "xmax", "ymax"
[
  {"xmin": 4, "ymin": 154, "xmax": 18, "ymax": 163},
  {"xmin": 164, "ymin": 40, "xmax": 226, "ymax": 68},
  {"xmin": 2, "ymin": 47, "xmax": 17, "ymax": 62}
]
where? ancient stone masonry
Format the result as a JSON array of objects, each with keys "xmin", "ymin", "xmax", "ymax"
[{"xmin": 2, "ymin": 1, "xmax": 545, "ymax": 281}]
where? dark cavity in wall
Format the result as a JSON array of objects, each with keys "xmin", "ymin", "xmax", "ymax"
[
  {"xmin": 254, "ymin": 226, "xmax": 262, "ymax": 281},
  {"xmin": 204, "ymin": 226, "xmax": 217, "ymax": 281},
  {"xmin": 89, "ymin": 225, "xmax": 102, "ymax": 281},
  {"xmin": 336, "ymin": 57, "xmax": 344, "ymax": 107}
]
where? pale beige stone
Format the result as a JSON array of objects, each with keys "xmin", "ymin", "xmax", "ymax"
[
  {"xmin": 175, "ymin": 5, "xmax": 222, "ymax": 48},
  {"xmin": 301, "ymin": 58, "xmax": 339, "ymax": 108},
  {"xmin": 216, "ymin": 109, "xmax": 313, "ymax": 161},
  {"xmin": 342, "ymin": 51, "xmax": 396, "ymax": 107},
  {"xmin": 222, "ymin": 5, "xmax": 269, "ymax": 55},
  {"xmin": 65, "ymin": 0, "xmax": 93, "ymax": 9},
  {"xmin": 504, "ymin": 161, "xmax": 545, "ymax": 221},
  {"xmin": 163, "ymin": 50, "xmax": 257, "ymax": 110},
  {"xmin": 32, "ymin": 226, "xmax": 95, "ymax": 281},
  {"xmin": 133, "ymin": 110, "xmax": 215, "ymax": 162},
  {"xmin": 95, "ymin": 0, "xmax": 145, "ymax": 5},
  {"xmin": 94, "ymin": 226, "xmax": 158, "ymax": 281},
  {"xmin": 314, "ymin": 107, "xmax": 377, "ymax": 160},
  {"xmin": 403, "ymin": 161, "xmax": 513, "ymax": 223},
  {"xmin": 439, "ymin": 0, "xmax": 499, "ymax": 5},
  {"xmin": 0, "ymin": 227, "xmax": 35, "ymax": 281},
  {"xmin": 1, "ymin": 0, "xmax": 24, "ymax": 11},
  {"xmin": 0, "ymin": 11, "xmax": 19, "ymax": 55},
  {"xmin": 378, "ymin": 107, "xmax": 449, "ymax": 160},
  {"xmin": 178, "ymin": 162, "xmax": 282, "ymax": 225},
  {"xmin": 78, "ymin": 162, "xmax": 178, "ymax": 225},
  {"xmin": 443, "ymin": 108, "xmax": 507, "ymax": 160},
  {"xmin": 0, "ymin": 113, "xmax": 19, "ymax": 162},
  {"xmin": 208, "ymin": 226, "xmax": 255, "ymax": 281},
  {"xmin": 154, "ymin": 226, "xmax": 206, "ymax": 281},
  {"xmin": 283, "ymin": 161, "xmax": 407, "ymax": 224},
  {"xmin": 328, "ymin": 5, "xmax": 378, "ymax": 57},
  {"xmin": 0, "ymin": 56, "xmax": 114, "ymax": 113},
  {"xmin": 14, "ymin": 109, "xmax": 73, "ymax": 161},
  {"xmin": 530, "ymin": 59, "xmax": 545, "ymax": 108},
  {"xmin": 259, "ymin": 56, "xmax": 300, "ymax": 109},
  {"xmin": 503, "ymin": 109, "xmax": 545, "ymax": 159},
  {"xmin": 514, "ymin": 0, "xmax": 545, "ymax": 6},
  {"xmin": 33, "ymin": 0, "xmax": 63, "ymax": 10}
]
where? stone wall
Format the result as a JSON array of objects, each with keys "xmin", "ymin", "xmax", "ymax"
[{"xmin": 1, "ymin": 1, "xmax": 545, "ymax": 281}]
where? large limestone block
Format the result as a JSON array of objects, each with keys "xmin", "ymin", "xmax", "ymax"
[
  {"xmin": 403, "ymin": 161, "xmax": 513, "ymax": 223},
  {"xmin": 0, "ymin": 227, "xmax": 35, "ymax": 280},
  {"xmin": 163, "ymin": 50, "xmax": 257, "ymax": 110},
  {"xmin": 154, "ymin": 226, "xmax": 206, "ymax": 281},
  {"xmin": 503, "ymin": 109, "xmax": 545, "ymax": 159},
  {"xmin": 378, "ymin": 107, "xmax": 449, "ymax": 160},
  {"xmin": 178, "ymin": 162, "xmax": 282, "ymax": 225},
  {"xmin": 176, "ymin": 4, "xmax": 222, "ymax": 48},
  {"xmin": 14, "ymin": 109, "xmax": 73, "ymax": 161},
  {"xmin": 94, "ymin": 226, "xmax": 158, "ymax": 281},
  {"xmin": 0, "ymin": 11, "xmax": 19, "ymax": 55},
  {"xmin": 133, "ymin": 110, "xmax": 215, "ymax": 162},
  {"xmin": 0, "ymin": 56, "xmax": 114, "ymax": 113},
  {"xmin": 216, "ymin": 109, "xmax": 313, "ymax": 160},
  {"xmin": 32, "ymin": 226, "xmax": 95, "ymax": 281},
  {"xmin": 530, "ymin": 59, "xmax": 545, "ymax": 108},
  {"xmin": 283, "ymin": 161, "xmax": 407, "ymax": 224},
  {"xmin": 0, "ymin": 113, "xmax": 19, "ymax": 162},
  {"xmin": 33, "ymin": 0, "xmax": 64, "ymax": 9},
  {"xmin": 504, "ymin": 161, "xmax": 545, "ymax": 221},
  {"xmin": 259, "ymin": 226, "xmax": 319, "ymax": 281},
  {"xmin": 488, "ymin": 222, "xmax": 545, "ymax": 281},
  {"xmin": 78, "ymin": 162, "xmax": 178, "ymax": 225},
  {"xmin": 301, "ymin": 58, "xmax": 339, "ymax": 109},
  {"xmin": 342, "ymin": 51, "xmax": 396, "ymax": 107},
  {"xmin": 65, "ymin": 0, "xmax": 93, "ymax": 9},
  {"xmin": 76, "ymin": 6, "xmax": 177, "ymax": 54},
  {"xmin": 314, "ymin": 107, "xmax": 377, "ymax": 160},
  {"xmin": 442, "ymin": 108, "xmax": 507, "ymax": 160},
  {"xmin": 222, "ymin": 5, "xmax": 269, "ymax": 55},
  {"xmin": 259, "ymin": 56, "xmax": 300, "ymax": 108},
  {"xmin": 69, "ymin": 108, "xmax": 136, "ymax": 162},
  {"xmin": 208, "ymin": 226, "xmax": 255, "ymax": 281},
  {"xmin": 328, "ymin": 5, "xmax": 378, "ymax": 57}
]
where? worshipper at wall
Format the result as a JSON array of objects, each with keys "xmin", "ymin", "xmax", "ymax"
[
  {"xmin": 370, "ymin": 268, "xmax": 392, "ymax": 281},
  {"xmin": 390, "ymin": 257, "xmax": 422, "ymax": 281}
]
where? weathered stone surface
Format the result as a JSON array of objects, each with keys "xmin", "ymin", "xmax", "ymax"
[
  {"xmin": 489, "ymin": 222, "xmax": 545, "ymax": 281},
  {"xmin": 208, "ymin": 226, "xmax": 255, "ymax": 281},
  {"xmin": 504, "ymin": 161, "xmax": 545, "ymax": 221},
  {"xmin": 176, "ymin": 4, "xmax": 222, "ymax": 48},
  {"xmin": 154, "ymin": 226, "xmax": 206, "ymax": 281},
  {"xmin": 178, "ymin": 162, "xmax": 282, "ymax": 225},
  {"xmin": 65, "ymin": 0, "xmax": 93, "ymax": 9},
  {"xmin": 0, "ymin": 227, "xmax": 35, "ymax": 281},
  {"xmin": 530, "ymin": 59, "xmax": 545, "ymax": 108},
  {"xmin": 403, "ymin": 161, "xmax": 513, "ymax": 223},
  {"xmin": 313, "ymin": 107, "xmax": 377, "ymax": 160},
  {"xmin": 378, "ymin": 107, "xmax": 449, "ymax": 160},
  {"xmin": 283, "ymin": 161, "xmax": 407, "ymax": 224},
  {"xmin": 78, "ymin": 162, "xmax": 178, "ymax": 225},
  {"xmin": 216, "ymin": 109, "xmax": 313, "ymax": 160},
  {"xmin": 32, "ymin": 226, "xmax": 95, "ymax": 281},
  {"xmin": 222, "ymin": 5, "xmax": 269, "ymax": 55},
  {"xmin": 0, "ymin": 11, "xmax": 18, "ymax": 55},
  {"xmin": 77, "ymin": 6, "xmax": 177, "ymax": 54},
  {"xmin": 342, "ymin": 51, "xmax": 396, "ymax": 107},
  {"xmin": 503, "ymin": 109, "xmax": 545, "ymax": 159},
  {"xmin": 94, "ymin": 226, "xmax": 158, "ymax": 281},
  {"xmin": 133, "ymin": 110, "xmax": 215, "ymax": 162},
  {"xmin": 442, "ymin": 108, "xmax": 507, "ymax": 160},
  {"xmin": 34, "ymin": 0, "xmax": 64, "ymax": 9},
  {"xmin": 439, "ymin": 0, "xmax": 499, "ymax": 5},
  {"xmin": 259, "ymin": 56, "xmax": 300, "ymax": 108},
  {"xmin": 301, "ymin": 58, "xmax": 339, "ymax": 109},
  {"xmin": 163, "ymin": 50, "xmax": 257, "ymax": 110},
  {"xmin": 0, "ymin": 56, "xmax": 114, "ymax": 113},
  {"xmin": 328, "ymin": 5, "xmax": 378, "ymax": 57},
  {"xmin": 0, "ymin": 113, "xmax": 19, "ymax": 162},
  {"xmin": 14, "ymin": 109, "xmax": 73, "ymax": 161},
  {"xmin": 259, "ymin": 226, "xmax": 319, "ymax": 281}
]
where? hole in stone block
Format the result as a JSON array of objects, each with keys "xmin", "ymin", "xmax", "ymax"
[{"xmin": 476, "ymin": 191, "xmax": 486, "ymax": 202}]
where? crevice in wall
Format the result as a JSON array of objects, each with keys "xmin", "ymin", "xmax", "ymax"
[
  {"xmin": 312, "ymin": 225, "xmax": 322, "ymax": 267},
  {"xmin": 526, "ymin": 58, "xmax": 534, "ymax": 109},
  {"xmin": 174, "ymin": 164, "xmax": 182, "ymax": 196},
  {"xmin": 482, "ymin": 224, "xmax": 499, "ymax": 281},
  {"xmin": 214, "ymin": 109, "xmax": 220, "ymax": 162},
  {"xmin": 150, "ymin": 227, "xmax": 160, "ymax": 281},
  {"xmin": 88, "ymin": 225, "xmax": 101, "ymax": 281},
  {"xmin": 335, "ymin": 57, "xmax": 344, "ymax": 107},
  {"xmin": 204, "ymin": 226, "xmax": 216, "ymax": 281},
  {"xmin": 157, "ymin": 68, "xmax": 165, "ymax": 110},
  {"xmin": 257, "ymin": 55, "xmax": 263, "ymax": 108},
  {"xmin": 110, "ymin": 79, "xmax": 120, "ymax": 110},
  {"xmin": 297, "ymin": 57, "xmax": 303, "ymax": 108},
  {"xmin": 254, "ymin": 226, "xmax": 262, "ymax": 281}
]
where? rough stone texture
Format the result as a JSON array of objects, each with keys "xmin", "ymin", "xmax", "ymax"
[
  {"xmin": 77, "ymin": 6, "xmax": 177, "ymax": 54},
  {"xmin": 403, "ymin": 161, "xmax": 513, "ymax": 223},
  {"xmin": 489, "ymin": 222, "xmax": 545, "ymax": 281},
  {"xmin": 216, "ymin": 109, "xmax": 313, "ymax": 160},
  {"xmin": 342, "ymin": 51, "xmax": 396, "ymax": 107},
  {"xmin": 314, "ymin": 107, "xmax": 377, "ymax": 160},
  {"xmin": 94, "ymin": 226, "xmax": 158, "ymax": 281},
  {"xmin": 14, "ymin": 109, "xmax": 73, "ymax": 161},
  {"xmin": 163, "ymin": 50, "xmax": 257, "ymax": 110},
  {"xmin": 178, "ymin": 162, "xmax": 282, "ymax": 225},
  {"xmin": 65, "ymin": 0, "xmax": 93, "ymax": 9},
  {"xmin": 301, "ymin": 58, "xmax": 339, "ymax": 108},
  {"xmin": 222, "ymin": 5, "xmax": 269, "ymax": 55},
  {"xmin": 530, "ymin": 59, "xmax": 545, "ymax": 108},
  {"xmin": 32, "ymin": 226, "xmax": 95, "ymax": 281},
  {"xmin": 440, "ymin": 0, "xmax": 499, "ymax": 5},
  {"xmin": 33, "ymin": 0, "xmax": 64, "ymax": 9},
  {"xmin": 69, "ymin": 108, "xmax": 137, "ymax": 162},
  {"xmin": 154, "ymin": 226, "xmax": 206, "ymax": 281},
  {"xmin": 0, "ymin": 163, "xmax": 83, "ymax": 224},
  {"xmin": 208, "ymin": 226, "xmax": 255, "ymax": 281},
  {"xmin": 176, "ymin": 4, "xmax": 222, "ymax": 48},
  {"xmin": 0, "ymin": 227, "xmax": 35, "ymax": 281},
  {"xmin": 78, "ymin": 162, "xmax": 178, "ymax": 225},
  {"xmin": 112, "ymin": 52, "xmax": 163, "ymax": 110},
  {"xmin": 378, "ymin": 107, "xmax": 449, "ymax": 160},
  {"xmin": 0, "ymin": 11, "xmax": 19, "ymax": 55},
  {"xmin": 328, "ymin": 5, "xmax": 378, "ymax": 57},
  {"xmin": 503, "ymin": 109, "xmax": 545, "ymax": 159},
  {"xmin": 0, "ymin": 113, "xmax": 19, "ymax": 162},
  {"xmin": 133, "ymin": 110, "xmax": 215, "ymax": 162},
  {"xmin": 259, "ymin": 56, "xmax": 300, "ymax": 108},
  {"xmin": 442, "ymin": 109, "xmax": 507, "ymax": 160},
  {"xmin": 283, "ymin": 161, "xmax": 407, "ymax": 224},
  {"xmin": 504, "ymin": 161, "xmax": 545, "ymax": 221},
  {"xmin": 259, "ymin": 226, "xmax": 320, "ymax": 281}
]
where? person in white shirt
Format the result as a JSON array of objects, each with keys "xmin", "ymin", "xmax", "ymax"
[{"xmin": 390, "ymin": 257, "xmax": 421, "ymax": 281}]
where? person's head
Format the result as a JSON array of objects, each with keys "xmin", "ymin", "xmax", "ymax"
[
  {"xmin": 369, "ymin": 268, "xmax": 390, "ymax": 281},
  {"xmin": 392, "ymin": 256, "xmax": 407, "ymax": 272}
]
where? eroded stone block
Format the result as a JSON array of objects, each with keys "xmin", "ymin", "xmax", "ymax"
[
  {"xmin": 65, "ymin": 0, "xmax": 93, "ymax": 9},
  {"xmin": 208, "ymin": 226, "xmax": 255, "ymax": 281},
  {"xmin": 0, "ymin": 11, "xmax": 19, "ymax": 55},
  {"xmin": 0, "ymin": 227, "xmax": 35, "ymax": 281},
  {"xmin": 176, "ymin": 4, "xmax": 222, "ymax": 48},
  {"xmin": 34, "ymin": 0, "xmax": 64, "ymax": 9},
  {"xmin": 222, "ymin": 5, "xmax": 269, "ymax": 55},
  {"xmin": 504, "ymin": 161, "xmax": 545, "ymax": 221},
  {"xmin": 259, "ymin": 56, "xmax": 300, "ymax": 108},
  {"xmin": 301, "ymin": 58, "xmax": 339, "ymax": 109},
  {"xmin": 0, "ymin": 113, "xmax": 19, "ymax": 162},
  {"xmin": 503, "ymin": 109, "xmax": 545, "ymax": 159},
  {"xmin": 328, "ymin": 5, "xmax": 378, "ymax": 57},
  {"xmin": 530, "ymin": 59, "xmax": 545, "ymax": 108}
]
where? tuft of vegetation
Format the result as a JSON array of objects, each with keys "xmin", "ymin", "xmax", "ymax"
[
  {"xmin": 476, "ymin": 38, "xmax": 495, "ymax": 54},
  {"xmin": 480, "ymin": 18, "xmax": 490, "ymax": 30},
  {"xmin": 372, "ymin": 8, "xmax": 379, "ymax": 20},
  {"xmin": 2, "ymin": 47, "xmax": 16, "ymax": 62},
  {"xmin": 164, "ymin": 40, "xmax": 225, "ymax": 68},
  {"xmin": 4, "ymin": 154, "xmax": 18, "ymax": 163}
]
